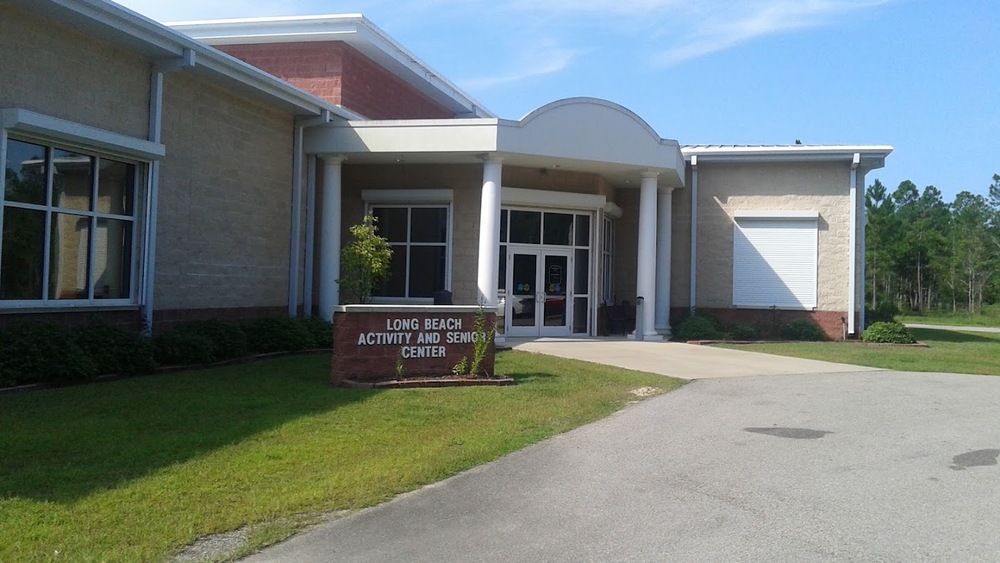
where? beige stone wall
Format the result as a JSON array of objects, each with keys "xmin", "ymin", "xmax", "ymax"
[
  {"xmin": 156, "ymin": 72, "xmax": 295, "ymax": 310},
  {"xmin": 0, "ymin": 5, "xmax": 149, "ymax": 139},
  {"xmin": 693, "ymin": 161, "xmax": 853, "ymax": 312}
]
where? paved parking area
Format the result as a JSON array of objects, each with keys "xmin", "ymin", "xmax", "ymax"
[{"xmin": 246, "ymin": 368, "xmax": 1000, "ymax": 561}]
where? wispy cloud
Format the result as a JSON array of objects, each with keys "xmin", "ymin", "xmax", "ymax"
[
  {"xmin": 460, "ymin": 42, "xmax": 583, "ymax": 90},
  {"xmin": 654, "ymin": 0, "xmax": 891, "ymax": 67}
]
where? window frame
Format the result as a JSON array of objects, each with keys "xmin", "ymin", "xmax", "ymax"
[
  {"xmin": 363, "ymin": 196, "xmax": 453, "ymax": 304},
  {"xmin": 1, "ymin": 130, "xmax": 147, "ymax": 308}
]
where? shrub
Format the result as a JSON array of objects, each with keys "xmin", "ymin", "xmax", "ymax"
[
  {"xmin": 153, "ymin": 329, "xmax": 215, "ymax": 366},
  {"xmin": 674, "ymin": 314, "xmax": 725, "ymax": 341},
  {"xmin": 0, "ymin": 322, "xmax": 98, "ymax": 386},
  {"xmin": 780, "ymin": 319, "xmax": 827, "ymax": 341},
  {"xmin": 73, "ymin": 321, "xmax": 155, "ymax": 376},
  {"xmin": 175, "ymin": 320, "xmax": 249, "ymax": 360},
  {"xmin": 862, "ymin": 321, "xmax": 916, "ymax": 344},
  {"xmin": 865, "ymin": 301, "xmax": 899, "ymax": 327},
  {"xmin": 243, "ymin": 317, "xmax": 313, "ymax": 354},
  {"xmin": 299, "ymin": 317, "xmax": 333, "ymax": 349},
  {"xmin": 728, "ymin": 323, "xmax": 759, "ymax": 341}
]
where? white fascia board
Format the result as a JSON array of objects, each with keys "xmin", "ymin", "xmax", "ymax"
[
  {"xmin": 304, "ymin": 119, "xmax": 500, "ymax": 155},
  {"xmin": 681, "ymin": 145, "xmax": 893, "ymax": 166},
  {"xmin": 1, "ymin": 108, "xmax": 165, "ymax": 160},
  {"xmin": 170, "ymin": 15, "xmax": 495, "ymax": 119}
]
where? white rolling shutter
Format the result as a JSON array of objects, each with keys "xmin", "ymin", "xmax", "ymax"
[{"xmin": 733, "ymin": 218, "xmax": 817, "ymax": 309}]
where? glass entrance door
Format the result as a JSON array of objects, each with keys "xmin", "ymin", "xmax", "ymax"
[{"xmin": 506, "ymin": 248, "xmax": 572, "ymax": 337}]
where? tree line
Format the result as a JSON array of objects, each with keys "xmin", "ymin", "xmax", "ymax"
[{"xmin": 866, "ymin": 173, "xmax": 1000, "ymax": 315}]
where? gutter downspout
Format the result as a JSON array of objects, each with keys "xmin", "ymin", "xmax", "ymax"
[
  {"xmin": 847, "ymin": 152, "xmax": 860, "ymax": 337},
  {"xmin": 289, "ymin": 110, "xmax": 332, "ymax": 317},
  {"xmin": 689, "ymin": 155, "xmax": 698, "ymax": 315},
  {"xmin": 859, "ymin": 180, "xmax": 868, "ymax": 332},
  {"xmin": 142, "ymin": 48, "xmax": 195, "ymax": 335}
]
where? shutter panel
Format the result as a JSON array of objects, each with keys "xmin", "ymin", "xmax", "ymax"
[{"xmin": 733, "ymin": 219, "xmax": 817, "ymax": 309}]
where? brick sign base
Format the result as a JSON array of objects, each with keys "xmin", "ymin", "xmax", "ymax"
[{"xmin": 331, "ymin": 305, "xmax": 497, "ymax": 386}]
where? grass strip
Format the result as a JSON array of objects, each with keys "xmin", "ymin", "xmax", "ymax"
[
  {"xmin": 0, "ymin": 350, "xmax": 682, "ymax": 562},
  {"xmin": 719, "ymin": 328, "xmax": 1000, "ymax": 375}
]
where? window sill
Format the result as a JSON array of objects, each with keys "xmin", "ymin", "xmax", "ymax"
[{"xmin": 0, "ymin": 304, "xmax": 140, "ymax": 315}]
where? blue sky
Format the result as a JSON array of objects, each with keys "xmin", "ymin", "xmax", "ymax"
[{"xmin": 116, "ymin": 0, "xmax": 998, "ymax": 202}]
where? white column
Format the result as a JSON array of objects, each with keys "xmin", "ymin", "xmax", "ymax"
[
  {"xmin": 655, "ymin": 187, "xmax": 675, "ymax": 337},
  {"xmin": 318, "ymin": 156, "xmax": 344, "ymax": 321},
  {"xmin": 477, "ymin": 156, "xmax": 503, "ymax": 306},
  {"xmin": 635, "ymin": 172, "xmax": 660, "ymax": 340}
]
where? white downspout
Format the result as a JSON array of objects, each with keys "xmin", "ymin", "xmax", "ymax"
[
  {"xmin": 848, "ymin": 152, "xmax": 860, "ymax": 336},
  {"xmin": 859, "ymin": 182, "xmax": 868, "ymax": 332},
  {"xmin": 142, "ymin": 49, "xmax": 195, "ymax": 335},
  {"xmin": 288, "ymin": 111, "xmax": 331, "ymax": 317},
  {"xmin": 688, "ymin": 155, "xmax": 699, "ymax": 315}
]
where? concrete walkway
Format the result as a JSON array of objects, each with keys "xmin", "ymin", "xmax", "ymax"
[
  {"xmin": 905, "ymin": 322, "xmax": 1000, "ymax": 334},
  {"xmin": 507, "ymin": 338, "xmax": 882, "ymax": 380}
]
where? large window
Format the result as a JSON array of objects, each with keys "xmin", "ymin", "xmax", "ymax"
[
  {"xmin": 370, "ymin": 205, "xmax": 449, "ymax": 299},
  {"xmin": 1, "ymin": 137, "xmax": 140, "ymax": 304},
  {"xmin": 732, "ymin": 217, "xmax": 817, "ymax": 310}
]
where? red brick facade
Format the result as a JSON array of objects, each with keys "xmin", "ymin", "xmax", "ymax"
[
  {"xmin": 332, "ymin": 308, "xmax": 496, "ymax": 385},
  {"xmin": 672, "ymin": 307, "xmax": 852, "ymax": 341},
  {"xmin": 219, "ymin": 41, "xmax": 455, "ymax": 119}
]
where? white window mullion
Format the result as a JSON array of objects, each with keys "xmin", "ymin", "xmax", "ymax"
[
  {"xmin": 87, "ymin": 158, "xmax": 100, "ymax": 300},
  {"xmin": 0, "ymin": 131, "xmax": 7, "ymax": 258},
  {"xmin": 41, "ymin": 147, "xmax": 53, "ymax": 302}
]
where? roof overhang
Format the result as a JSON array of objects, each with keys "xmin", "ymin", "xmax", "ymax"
[
  {"xmin": 304, "ymin": 98, "xmax": 685, "ymax": 189},
  {"xmin": 9, "ymin": 0, "xmax": 352, "ymax": 119},
  {"xmin": 683, "ymin": 144, "xmax": 893, "ymax": 171},
  {"xmin": 168, "ymin": 15, "xmax": 494, "ymax": 119}
]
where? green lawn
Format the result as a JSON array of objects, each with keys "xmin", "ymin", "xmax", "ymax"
[
  {"xmin": 720, "ymin": 328, "xmax": 1000, "ymax": 375},
  {"xmin": 896, "ymin": 310, "xmax": 1000, "ymax": 328},
  {"xmin": 0, "ymin": 351, "xmax": 682, "ymax": 562}
]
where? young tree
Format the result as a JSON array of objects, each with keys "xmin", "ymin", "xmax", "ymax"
[{"xmin": 337, "ymin": 215, "xmax": 393, "ymax": 304}]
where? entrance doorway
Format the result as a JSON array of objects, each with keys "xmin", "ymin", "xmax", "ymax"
[{"xmin": 506, "ymin": 248, "xmax": 573, "ymax": 337}]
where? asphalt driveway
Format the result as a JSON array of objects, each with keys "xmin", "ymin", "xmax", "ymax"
[{"xmin": 246, "ymin": 369, "xmax": 1000, "ymax": 561}]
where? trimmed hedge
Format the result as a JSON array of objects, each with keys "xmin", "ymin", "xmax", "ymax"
[
  {"xmin": 0, "ymin": 323, "xmax": 97, "ymax": 386},
  {"xmin": 674, "ymin": 314, "xmax": 725, "ymax": 341},
  {"xmin": 780, "ymin": 319, "xmax": 827, "ymax": 341},
  {"xmin": 0, "ymin": 316, "xmax": 332, "ymax": 388},
  {"xmin": 862, "ymin": 321, "xmax": 916, "ymax": 344},
  {"xmin": 728, "ymin": 323, "xmax": 759, "ymax": 341},
  {"xmin": 243, "ymin": 316, "xmax": 314, "ymax": 354}
]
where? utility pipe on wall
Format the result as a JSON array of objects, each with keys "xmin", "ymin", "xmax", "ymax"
[
  {"xmin": 142, "ymin": 49, "xmax": 195, "ymax": 335},
  {"xmin": 847, "ymin": 152, "xmax": 860, "ymax": 336},
  {"xmin": 688, "ymin": 155, "xmax": 699, "ymax": 315}
]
